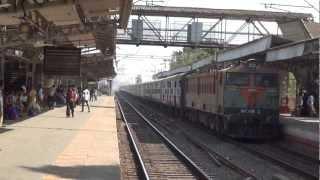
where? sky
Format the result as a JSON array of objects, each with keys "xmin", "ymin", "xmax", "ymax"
[{"xmin": 112, "ymin": 0, "xmax": 319, "ymax": 90}]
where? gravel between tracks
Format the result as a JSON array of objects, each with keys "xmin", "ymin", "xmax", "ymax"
[
  {"xmin": 118, "ymin": 97, "xmax": 201, "ymax": 179},
  {"xmin": 116, "ymin": 100, "xmax": 140, "ymax": 180}
]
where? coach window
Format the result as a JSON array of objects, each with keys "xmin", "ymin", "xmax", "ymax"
[
  {"xmin": 193, "ymin": 78, "xmax": 196, "ymax": 93},
  {"xmin": 202, "ymin": 79, "xmax": 205, "ymax": 94},
  {"xmin": 200, "ymin": 78, "xmax": 203, "ymax": 94},
  {"xmin": 198, "ymin": 79, "xmax": 201, "ymax": 94},
  {"xmin": 185, "ymin": 80, "xmax": 188, "ymax": 91},
  {"xmin": 226, "ymin": 73, "xmax": 249, "ymax": 86},
  {"xmin": 206, "ymin": 77, "xmax": 209, "ymax": 94},
  {"xmin": 255, "ymin": 74, "xmax": 277, "ymax": 87},
  {"xmin": 210, "ymin": 77, "xmax": 212, "ymax": 93}
]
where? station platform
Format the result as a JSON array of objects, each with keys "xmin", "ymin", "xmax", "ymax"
[
  {"xmin": 0, "ymin": 96, "xmax": 120, "ymax": 180},
  {"xmin": 279, "ymin": 114, "xmax": 319, "ymax": 158}
]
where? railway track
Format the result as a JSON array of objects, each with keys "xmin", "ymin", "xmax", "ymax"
[
  {"xmin": 228, "ymin": 140, "xmax": 319, "ymax": 180},
  {"xmin": 117, "ymin": 93, "xmax": 258, "ymax": 180},
  {"xmin": 120, "ymin": 93, "xmax": 318, "ymax": 180},
  {"xmin": 116, "ymin": 95, "xmax": 211, "ymax": 180},
  {"xmin": 116, "ymin": 101, "xmax": 140, "ymax": 180}
]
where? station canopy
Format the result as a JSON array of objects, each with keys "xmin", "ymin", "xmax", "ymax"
[{"xmin": 0, "ymin": 0, "xmax": 132, "ymax": 79}]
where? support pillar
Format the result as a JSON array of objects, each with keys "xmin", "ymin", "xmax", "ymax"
[{"xmin": 31, "ymin": 62, "xmax": 36, "ymax": 89}]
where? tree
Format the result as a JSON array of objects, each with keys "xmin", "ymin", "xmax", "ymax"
[{"xmin": 169, "ymin": 48, "xmax": 217, "ymax": 70}]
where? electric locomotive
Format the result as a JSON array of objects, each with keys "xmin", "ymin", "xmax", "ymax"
[{"xmin": 183, "ymin": 61, "xmax": 280, "ymax": 139}]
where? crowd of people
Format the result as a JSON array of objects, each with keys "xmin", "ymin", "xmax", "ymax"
[
  {"xmin": 4, "ymin": 85, "xmax": 42, "ymax": 120},
  {"xmin": 3, "ymin": 84, "xmax": 99, "ymax": 120}
]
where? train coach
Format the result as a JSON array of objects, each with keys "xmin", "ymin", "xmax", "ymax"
[
  {"xmin": 120, "ymin": 61, "xmax": 281, "ymax": 139},
  {"xmin": 121, "ymin": 74, "xmax": 184, "ymax": 110}
]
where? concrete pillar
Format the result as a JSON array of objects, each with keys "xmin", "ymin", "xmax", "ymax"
[{"xmin": 31, "ymin": 62, "xmax": 36, "ymax": 89}]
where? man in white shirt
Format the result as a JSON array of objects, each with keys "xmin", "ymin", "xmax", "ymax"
[{"xmin": 81, "ymin": 87, "xmax": 90, "ymax": 112}]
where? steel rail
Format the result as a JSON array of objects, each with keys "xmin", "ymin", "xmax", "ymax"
[
  {"xmin": 116, "ymin": 97, "xmax": 150, "ymax": 180},
  {"xmin": 225, "ymin": 138, "xmax": 319, "ymax": 180},
  {"xmin": 182, "ymin": 133, "xmax": 258, "ymax": 180},
  {"xmin": 117, "ymin": 95, "xmax": 211, "ymax": 180}
]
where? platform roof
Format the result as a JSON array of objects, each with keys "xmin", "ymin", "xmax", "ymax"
[
  {"xmin": 0, "ymin": 0, "xmax": 132, "ymax": 79},
  {"xmin": 217, "ymin": 35, "xmax": 291, "ymax": 62},
  {"xmin": 266, "ymin": 38, "xmax": 319, "ymax": 62},
  {"xmin": 0, "ymin": 0, "xmax": 132, "ymax": 45},
  {"xmin": 304, "ymin": 22, "xmax": 320, "ymax": 39},
  {"xmin": 0, "ymin": 0, "xmax": 131, "ymax": 27}
]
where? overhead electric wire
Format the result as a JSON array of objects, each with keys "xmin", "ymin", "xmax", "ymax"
[
  {"xmin": 262, "ymin": 3, "xmax": 312, "ymax": 8},
  {"xmin": 303, "ymin": 0, "xmax": 320, "ymax": 12}
]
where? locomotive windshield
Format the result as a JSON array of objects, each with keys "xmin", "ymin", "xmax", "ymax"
[
  {"xmin": 255, "ymin": 74, "xmax": 278, "ymax": 87},
  {"xmin": 225, "ymin": 73, "xmax": 249, "ymax": 86}
]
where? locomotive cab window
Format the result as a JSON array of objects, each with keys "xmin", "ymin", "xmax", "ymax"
[
  {"xmin": 225, "ymin": 73, "xmax": 249, "ymax": 86},
  {"xmin": 255, "ymin": 74, "xmax": 277, "ymax": 87}
]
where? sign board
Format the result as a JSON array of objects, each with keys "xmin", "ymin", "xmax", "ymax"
[
  {"xmin": 131, "ymin": 19, "xmax": 143, "ymax": 41},
  {"xmin": 187, "ymin": 22, "xmax": 203, "ymax": 43},
  {"xmin": 44, "ymin": 46, "xmax": 81, "ymax": 76}
]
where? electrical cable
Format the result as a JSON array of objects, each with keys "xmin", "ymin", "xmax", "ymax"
[{"xmin": 303, "ymin": 0, "xmax": 319, "ymax": 12}]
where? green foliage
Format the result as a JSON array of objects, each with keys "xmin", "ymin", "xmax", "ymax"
[
  {"xmin": 288, "ymin": 72, "xmax": 297, "ymax": 97},
  {"xmin": 169, "ymin": 48, "xmax": 217, "ymax": 70}
]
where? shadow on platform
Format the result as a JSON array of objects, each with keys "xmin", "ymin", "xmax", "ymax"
[
  {"xmin": 90, "ymin": 105, "xmax": 115, "ymax": 109},
  {"xmin": 6, "ymin": 125, "xmax": 111, "ymax": 133},
  {"xmin": 0, "ymin": 127, "xmax": 13, "ymax": 134},
  {"xmin": 3, "ymin": 109, "xmax": 51, "ymax": 125},
  {"xmin": 21, "ymin": 165, "xmax": 120, "ymax": 179}
]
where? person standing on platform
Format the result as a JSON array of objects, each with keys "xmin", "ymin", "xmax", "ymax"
[
  {"xmin": 37, "ymin": 85, "xmax": 44, "ymax": 107},
  {"xmin": 307, "ymin": 92, "xmax": 316, "ymax": 117},
  {"xmin": 48, "ymin": 85, "xmax": 56, "ymax": 109},
  {"xmin": 94, "ymin": 88, "xmax": 98, "ymax": 101},
  {"xmin": 81, "ymin": 87, "xmax": 90, "ymax": 112},
  {"xmin": 27, "ymin": 88, "xmax": 41, "ymax": 116},
  {"xmin": 301, "ymin": 90, "xmax": 308, "ymax": 116},
  {"xmin": 90, "ymin": 88, "xmax": 94, "ymax": 102},
  {"xmin": 66, "ymin": 86, "xmax": 76, "ymax": 117}
]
